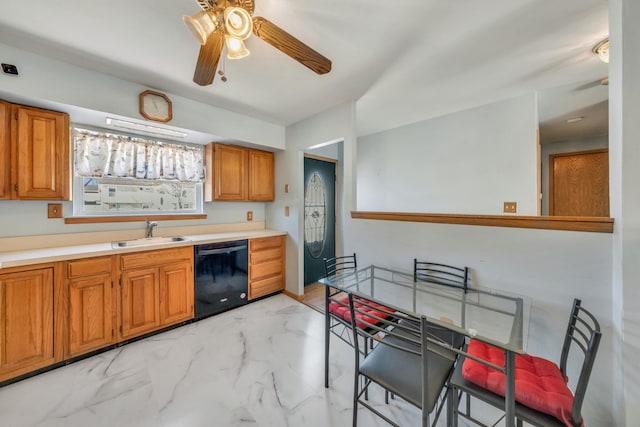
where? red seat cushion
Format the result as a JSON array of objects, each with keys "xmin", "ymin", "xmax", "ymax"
[
  {"xmin": 462, "ymin": 339, "xmax": 581, "ymax": 427},
  {"xmin": 329, "ymin": 296, "xmax": 390, "ymax": 329}
]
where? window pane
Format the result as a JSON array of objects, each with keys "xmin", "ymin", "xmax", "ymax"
[{"xmin": 74, "ymin": 177, "xmax": 202, "ymax": 216}]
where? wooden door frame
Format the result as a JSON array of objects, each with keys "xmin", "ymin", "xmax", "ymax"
[
  {"xmin": 303, "ymin": 153, "xmax": 339, "ymax": 283},
  {"xmin": 549, "ymin": 148, "xmax": 609, "ymax": 216}
]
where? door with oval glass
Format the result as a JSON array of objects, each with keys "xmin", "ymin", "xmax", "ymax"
[{"xmin": 303, "ymin": 156, "xmax": 336, "ymax": 285}]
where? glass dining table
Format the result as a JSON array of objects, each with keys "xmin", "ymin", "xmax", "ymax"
[{"xmin": 319, "ymin": 265, "xmax": 531, "ymax": 427}]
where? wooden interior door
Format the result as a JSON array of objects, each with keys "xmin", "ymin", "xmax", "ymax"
[{"xmin": 550, "ymin": 149, "xmax": 609, "ymax": 217}]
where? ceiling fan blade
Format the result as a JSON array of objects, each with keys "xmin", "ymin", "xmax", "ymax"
[
  {"xmin": 193, "ymin": 31, "xmax": 224, "ymax": 86},
  {"xmin": 252, "ymin": 17, "xmax": 331, "ymax": 75}
]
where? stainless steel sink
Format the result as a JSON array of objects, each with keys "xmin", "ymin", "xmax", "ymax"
[{"xmin": 111, "ymin": 236, "xmax": 190, "ymax": 249}]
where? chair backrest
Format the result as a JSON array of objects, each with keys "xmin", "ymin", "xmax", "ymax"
[
  {"xmin": 414, "ymin": 259, "xmax": 469, "ymax": 292},
  {"xmin": 324, "ymin": 253, "xmax": 357, "ymax": 277},
  {"xmin": 347, "ymin": 292, "xmax": 460, "ymax": 413},
  {"xmin": 558, "ymin": 298, "xmax": 602, "ymax": 427}
]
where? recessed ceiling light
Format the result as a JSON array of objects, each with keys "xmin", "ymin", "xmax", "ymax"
[{"xmin": 566, "ymin": 117, "xmax": 584, "ymax": 123}]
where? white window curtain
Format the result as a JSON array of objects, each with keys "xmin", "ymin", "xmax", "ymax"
[{"xmin": 73, "ymin": 129, "xmax": 205, "ymax": 182}]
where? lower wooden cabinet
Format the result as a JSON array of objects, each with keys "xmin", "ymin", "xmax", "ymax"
[
  {"xmin": 249, "ymin": 236, "xmax": 286, "ymax": 300},
  {"xmin": 0, "ymin": 267, "xmax": 56, "ymax": 381},
  {"xmin": 159, "ymin": 261, "xmax": 194, "ymax": 326},
  {"xmin": 120, "ymin": 247, "xmax": 193, "ymax": 340},
  {"xmin": 67, "ymin": 256, "xmax": 117, "ymax": 357},
  {"xmin": 0, "ymin": 237, "xmax": 286, "ymax": 383},
  {"xmin": 121, "ymin": 267, "xmax": 161, "ymax": 340}
]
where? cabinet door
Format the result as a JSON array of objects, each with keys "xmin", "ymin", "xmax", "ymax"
[
  {"xmin": 0, "ymin": 101, "xmax": 9, "ymax": 200},
  {"xmin": 159, "ymin": 261, "xmax": 194, "ymax": 327},
  {"xmin": 213, "ymin": 143, "xmax": 247, "ymax": 201},
  {"xmin": 69, "ymin": 273, "xmax": 116, "ymax": 357},
  {"xmin": 248, "ymin": 149, "xmax": 275, "ymax": 201},
  {"xmin": 14, "ymin": 106, "xmax": 70, "ymax": 200},
  {"xmin": 0, "ymin": 268, "xmax": 55, "ymax": 380},
  {"xmin": 121, "ymin": 267, "xmax": 161, "ymax": 339}
]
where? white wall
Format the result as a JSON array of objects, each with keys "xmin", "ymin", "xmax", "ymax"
[
  {"xmin": 357, "ymin": 94, "xmax": 538, "ymax": 215},
  {"xmin": 0, "ymin": 201, "xmax": 265, "ymax": 238},
  {"xmin": 0, "ymin": 42, "xmax": 285, "ymax": 149},
  {"xmin": 266, "ymin": 101, "xmax": 356, "ymax": 296},
  {"xmin": 610, "ymin": 0, "xmax": 640, "ymax": 425},
  {"xmin": 540, "ymin": 135, "xmax": 608, "ymax": 215}
]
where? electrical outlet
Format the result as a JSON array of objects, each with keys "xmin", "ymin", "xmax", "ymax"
[
  {"xmin": 48, "ymin": 203, "xmax": 62, "ymax": 218},
  {"xmin": 247, "ymin": 211, "xmax": 253, "ymax": 221},
  {"xmin": 503, "ymin": 202, "xmax": 517, "ymax": 213}
]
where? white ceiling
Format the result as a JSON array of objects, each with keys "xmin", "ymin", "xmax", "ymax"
[{"xmin": 0, "ymin": 0, "xmax": 609, "ymax": 139}]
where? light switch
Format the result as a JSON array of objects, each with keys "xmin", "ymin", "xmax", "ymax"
[
  {"xmin": 284, "ymin": 206, "xmax": 290, "ymax": 217},
  {"xmin": 285, "ymin": 184, "xmax": 289, "ymax": 193}
]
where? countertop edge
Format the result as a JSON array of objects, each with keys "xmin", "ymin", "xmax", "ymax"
[{"xmin": 0, "ymin": 230, "xmax": 287, "ymax": 270}]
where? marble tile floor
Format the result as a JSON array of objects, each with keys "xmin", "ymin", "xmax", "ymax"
[{"xmin": 0, "ymin": 294, "xmax": 462, "ymax": 427}]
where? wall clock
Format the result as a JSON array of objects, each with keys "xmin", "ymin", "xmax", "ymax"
[{"xmin": 139, "ymin": 90, "xmax": 172, "ymax": 123}]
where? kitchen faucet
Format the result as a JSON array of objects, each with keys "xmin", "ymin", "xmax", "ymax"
[{"xmin": 146, "ymin": 221, "xmax": 158, "ymax": 238}]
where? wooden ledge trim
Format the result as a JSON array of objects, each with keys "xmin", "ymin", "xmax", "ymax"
[
  {"xmin": 351, "ymin": 211, "xmax": 614, "ymax": 233},
  {"xmin": 65, "ymin": 214, "xmax": 207, "ymax": 224}
]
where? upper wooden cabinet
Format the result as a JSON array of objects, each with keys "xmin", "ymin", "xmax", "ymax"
[
  {"xmin": 248, "ymin": 149, "xmax": 275, "ymax": 201},
  {"xmin": 205, "ymin": 142, "xmax": 275, "ymax": 202},
  {"xmin": 13, "ymin": 105, "xmax": 70, "ymax": 200},
  {"xmin": 0, "ymin": 101, "xmax": 70, "ymax": 200},
  {"xmin": 0, "ymin": 101, "xmax": 10, "ymax": 200}
]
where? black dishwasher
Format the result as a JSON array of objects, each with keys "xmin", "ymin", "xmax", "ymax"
[{"xmin": 194, "ymin": 240, "xmax": 248, "ymax": 319}]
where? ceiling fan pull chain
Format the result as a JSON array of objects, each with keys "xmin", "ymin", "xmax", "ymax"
[{"xmin": 218, "ymin": 49, "xmax": 228, "ymax": 82}]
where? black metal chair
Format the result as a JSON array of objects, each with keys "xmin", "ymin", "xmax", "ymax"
[
  {"xmin": 324, "ymin": 253, "xmax": 361, "ymax": 388},
  {"xmin": 410, "ymin": 258, "xmax": 470, "ymax": 420},
  {"xmin": 414, "ymin": 259, "xmax": 469, "ymax": 292},
  {"xmin": 449, "ymin": 298, "xmax": 602, "ymax": 427},
  {"xmin": 347, "ymin": 292, "xmax": 461, "ymax": 427}
]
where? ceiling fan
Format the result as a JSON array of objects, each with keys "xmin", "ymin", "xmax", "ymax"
[{"xmin": 183, "ymin": 0, "xmax": 332, "ymax": 86}]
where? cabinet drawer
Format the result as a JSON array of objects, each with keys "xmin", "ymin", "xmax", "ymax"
[
  {"xmin": 120, "ymin": 247, "xmax": 192, "ymax": 270},
  {"xmin": 250, "ymin": 247, "xmax": 282, "ymax": 265},
  {"xmin": 250, "ymin": 236, "xmax": 283, "ymax": 251},
  {"xmin": 250, "ymin": 259, "xmax": 282, "ymax": 281},
  {"xmin": 249, "ymin": 274, "xmax": 283, "ymax": 300},
  {"xmin": 67, "ymin": 256, "xmax": 112, "ymax": 278}
]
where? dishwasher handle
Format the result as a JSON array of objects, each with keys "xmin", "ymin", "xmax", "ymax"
[{"xmin": 196, "ymin": 245, "xmax": 248, "ymax": 256}]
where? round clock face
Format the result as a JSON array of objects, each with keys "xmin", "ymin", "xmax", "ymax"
[{"xmin": 140, "ymin": 90, "xmax": 172, "ymax": 122}]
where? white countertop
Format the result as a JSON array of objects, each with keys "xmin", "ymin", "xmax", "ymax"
[{"xmin": 0, "ymin": 229, "xmax": 286, "ymax": 270}]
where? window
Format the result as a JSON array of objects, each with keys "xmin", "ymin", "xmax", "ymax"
[{"xmin": 72, "ymin": 128, "xmax": 204, "ymax": 216}]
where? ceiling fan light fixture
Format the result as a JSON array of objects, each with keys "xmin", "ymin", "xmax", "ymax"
[
  {"xmin": 225, "ymin": 36, "xmax": 250, "ymax": 59},
  {"xmin": 593, "ymin": 38, "xmax": 609, "ymax": 63},
  {"xmin": 183, "ymin": 11, "xmax": 217, "ymax": 45},
  {"xmin": 223, "ymin": 7, "xmax": 253, "ymax": 40}
]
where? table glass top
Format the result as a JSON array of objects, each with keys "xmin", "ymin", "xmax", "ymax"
[{"xmin": 319, "ymin": 265, "xmax": 531, "ymax": 353}]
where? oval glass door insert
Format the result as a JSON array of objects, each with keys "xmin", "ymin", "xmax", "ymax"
[{"xmin": 304, "ymin": 171, "xmax": 327, "ymax": 258}]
